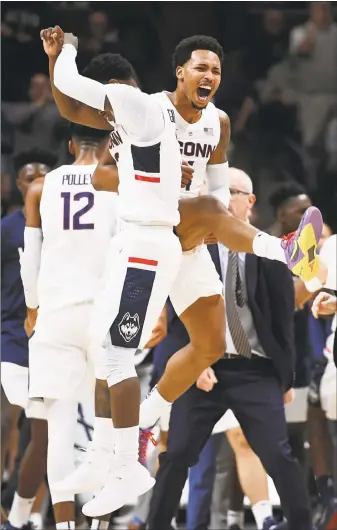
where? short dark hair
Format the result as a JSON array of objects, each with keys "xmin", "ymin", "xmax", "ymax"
[
  {"xmin": 82, "ymin": 53, "xmax": 138, "ymax": 84},
  {"xmin": 70, "ymin": 123, "xmax": 109, "ymax": 143},
  {"xmin": 13, "ymin": 149, "xmax": 57, "ymax": 173},
  {"xmin": 172, "ymin": 35, "xmax": 224, "ymax": 71},
  {"xmin": 269, "ymin": 182, "xmax": 308, "ymax": 214}
]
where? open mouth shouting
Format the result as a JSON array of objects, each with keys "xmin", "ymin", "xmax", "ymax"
[{"xmin": 196, "ymin": 85, "xmax": 212, "ymax": 103}]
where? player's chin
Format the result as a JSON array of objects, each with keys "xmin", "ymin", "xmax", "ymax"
[{"xmin": 191, "ymin": 95, "xmax": 211, "ymax": 110}]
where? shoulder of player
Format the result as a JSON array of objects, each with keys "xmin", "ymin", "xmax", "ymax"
[
  {"xmin": 216, "ymin": 109, "xmax": 230, "ymax": 132},
  {"xmin": 214, "ymin": 108, "xmax": 230, "ymax": 145}
]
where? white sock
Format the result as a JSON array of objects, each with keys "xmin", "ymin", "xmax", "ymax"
[
  {"xmin": 91, "ymin": 519, "xmax": 110, "ymax": 529},
  {"xmin": 252, "ymin": 500, "xmax": 273, "ymax": 529},
  {"xmin": 56, "ymin": 522, "xmax": 75, "ymax": 530},
  {"xmin": 114, "ymin": 426, "xmax": 139, "ymax": 463},
  {"xmin": 140, "ymin": 386, "xmax": 172, "ymax": 428},
  {"xmin": 253, "ymin": 232, "xmax": 286, "ymax": 264},
  {"xmin": 92, "ymin": 417, "xmax": 114, "ymax": 452},
  {"xmin": 8, "ymin": 493, "xmax": 35, "ymax": 528},
  {"xmin": 29, "ymin": 512, "xmax": 43, "ymax": 528},
  {"xmin": 227, "ymin": 509, "xmax": 244, "ymax": 528}
]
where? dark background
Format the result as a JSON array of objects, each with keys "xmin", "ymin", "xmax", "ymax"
[{"xmin": 2, "ymin": 1, "xmax": 337, "ymax": 230}]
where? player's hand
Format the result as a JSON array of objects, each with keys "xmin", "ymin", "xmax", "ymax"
[
  {"xmin": 40, "ymin": 26, "xmax": 64, "ymax": 57},
  {"xmin": 283, "ymin": 388, "xmax": 295, "ymax": 405},
  {"xmin": 24, "ymin": 308, "xmax": 38, "ymax": 338},
  {"xmin": 196, "ymin": 367, "xmax": 218, "ymax": 392},
  {"xmin": 204, "ymin": 234, "xmax": 218, "ymax": 245},
  {"xmin": 64, "ymin": 32, "xmax": 78, "ymax": 51},
  {"xmin": 312, "ymin": 292, "xmax": 337, "ymax": 319},
  {"xmin": 181, "ymin": 160, "xmax": 194, "ymax": 189},
  {"xmin": 144, "ymin": 308, "xmax": 168, "ymax": 348}
]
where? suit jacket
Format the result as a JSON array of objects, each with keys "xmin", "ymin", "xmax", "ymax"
[{"xmin": 155, "ymin": 245, "xmax": 296, "ymax": 391}]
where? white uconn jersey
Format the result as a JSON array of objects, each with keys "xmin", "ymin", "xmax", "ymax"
[
  {"xmin": 108, "ymin": 93, "xmax": 181, "ymax": 227},
  {"xmin": 175, "ymin": 99, "xmax": 221, "ymax": 198},
  {"xmin": 38, "ymin": 164, "xmax": 117, "ymax": 313}
]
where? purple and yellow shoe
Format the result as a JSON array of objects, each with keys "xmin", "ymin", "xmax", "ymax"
[
  {"xmin": 281, "ymin": 206, "xmax": 323, "ymax": 282},
  {"xmin": 139, "ymin": 428, "xmax": 157, "ymax": 467}
]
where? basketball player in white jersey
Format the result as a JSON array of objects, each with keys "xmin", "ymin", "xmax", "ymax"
[
  {"xmin": 40, "ymin": 29, "xmax": 184, "ymax": 517},
  {"xmin": 40, "ymin": 28, "xmax": 325, "ymax": 507},
  {"xmin": 20, "ymin": 124, "xmax": 119, "ymax": 530}
]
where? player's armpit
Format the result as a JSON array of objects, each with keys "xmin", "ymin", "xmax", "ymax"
[{"xmin": 92, "ymin": 142, "xmax": 119, "ymax": 192}]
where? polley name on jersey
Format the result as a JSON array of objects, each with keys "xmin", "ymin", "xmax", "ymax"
[{"xmin": 62, "ymin": 173, "xmax": 93, "ymax": 185}]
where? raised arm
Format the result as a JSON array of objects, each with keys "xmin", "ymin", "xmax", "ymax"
[
  {"xmin": 41, "ymin": 27, "xmax": 111, "ymax": 130},
  {"xmin": 206, "ymin": 110, "xmax": 231, "ymax": 208},
  {"xmin": 53, "ymin": 33, "xmax": 165, "ymax": 141}
]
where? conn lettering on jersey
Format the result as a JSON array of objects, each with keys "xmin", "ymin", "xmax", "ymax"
[
  {"xmin": 109, "ymin": 130, "xmax": 123, "ymax": 149},
  {"xmin": 178, "ymin": 141, "xmax": 216, "ymax": 159},
  {"xmin": 62, "ymin": 174, "xmax": 92, "ymax": 185}
]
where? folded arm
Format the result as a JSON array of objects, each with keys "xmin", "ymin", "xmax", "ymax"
[{"xmin": 54, "ymin": 44, "xmax": 164, "ymax": 141}]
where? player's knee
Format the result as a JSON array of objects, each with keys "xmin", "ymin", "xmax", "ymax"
[
  {"xmin": 228, "ymin": 427, "xmax": 250, "ymax": 453},
  {"xmin": 201, "ymin": 333, "xmax": 226, "ymax": 364},
  {"xmin": 106, "ymin": 345, "xmax": 137, "ymax": 387},
  {"xmin": 197, "ymin": 195, "xmax": 229, "ymax": 216}
]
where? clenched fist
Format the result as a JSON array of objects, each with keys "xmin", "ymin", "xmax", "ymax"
[{"xmin": 40, "ymin": 26, "xmax": 64, "ymax": 57}]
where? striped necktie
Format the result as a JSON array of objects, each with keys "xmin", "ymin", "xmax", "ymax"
[{"xmin": 225, "ymin": 251, "xmax": 252, "ymax": 358}]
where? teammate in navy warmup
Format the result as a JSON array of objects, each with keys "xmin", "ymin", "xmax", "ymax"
[{"xmin": 1, "ymin": 149, "xmax": 56, "ymax": 530}]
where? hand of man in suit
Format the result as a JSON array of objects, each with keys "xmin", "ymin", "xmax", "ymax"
[
  {"xmin": 197, "ymin": 367, "xmax": 218, "ymax": 392},
  {"xmin": 283, "ymin": 388, "xmax": 295, "ymax": 404}
]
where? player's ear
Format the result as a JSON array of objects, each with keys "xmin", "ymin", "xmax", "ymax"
[
  {"xmin": 68, "ymin": 140, "xmax": 75, "ymax": 155},
  {"xmin": 176, "ymin": 66, "xmax": 184, "ymax": 81}
]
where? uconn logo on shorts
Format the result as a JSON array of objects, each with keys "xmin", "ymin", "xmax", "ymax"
[{"xmin": 118, "ymin": 313, "xmax": 140, "ymax": 343}]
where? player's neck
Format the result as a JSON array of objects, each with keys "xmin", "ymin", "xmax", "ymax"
[
  {"xmin": 170, "ymin": 90, "xmax": 202, "ymax": 124},
  {"xmin": 73, "ymin": 147, "xmax": 99, "ymax": 166}
]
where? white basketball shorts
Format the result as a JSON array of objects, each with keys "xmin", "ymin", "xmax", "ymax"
[
  {"xmin": 170, "ymin": 244, "xmax": 223, "ymax": 317},
  {"xmin": 1, "ymin": 362, "xmax": 46, "ymax": 419},
  {"xmin": 29, "ymin": 303, "xmax": 95, "ymax": 401},
  {"xmin": 212, "ymin": 409, "xmax": 240, "ymax": 435},
  {"xmin": 90, "ymin": 225, "xmax": 182, "ymax": 376}
]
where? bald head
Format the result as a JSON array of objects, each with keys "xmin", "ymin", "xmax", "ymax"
[
  {"xmin": 228, "ymin": 168, "xmax": 253, "ymax": 194},
  {"xmin": 228, "ymin": 168, "xmax": 255, "ymax": 222}
]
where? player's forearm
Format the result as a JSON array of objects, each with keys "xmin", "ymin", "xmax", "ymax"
[
  {"xmin": 20, "ymin": 227, "xmax": 42, "ymax": 309},
  {"xmin": 49, "ymin": 55, "xmax": 82, "ymax": 120},
  {"xmin": 92, "ymin": 164, "xmax": 119, "ymax": 192},
  {"xmin": 206, "ymin": 163, "xmax": 230, "ymax": 208},
  {"xmin": 54, "ymin": 44, "xmax": 105, "ymax": 110}
]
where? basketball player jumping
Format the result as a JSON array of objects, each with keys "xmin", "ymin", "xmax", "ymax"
[{"xmin": 40, "ymin": 27, "xmax": 324, "ymax": 516}]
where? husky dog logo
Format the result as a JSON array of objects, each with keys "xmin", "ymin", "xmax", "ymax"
[{"xmin": 118, "ymin": 313, "xmax": 140, "ymax": 342}]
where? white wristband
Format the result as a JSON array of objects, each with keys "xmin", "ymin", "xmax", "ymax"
[{"xmin": 305, "ymin": 277, "xmax": 324, "ymax": 293}]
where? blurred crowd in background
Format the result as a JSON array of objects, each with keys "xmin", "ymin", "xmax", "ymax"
[
  {"xmin": 1, "ymin": 1, "xmax": 337, "ymax": 230},
  {"xmin": 1, "ymin": 2, "xmax": 337, "ymax": 528}
]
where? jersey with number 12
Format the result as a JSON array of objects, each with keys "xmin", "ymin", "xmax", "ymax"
[{"xmin": 38, "ymin": 164, "xmax": 117, "ymax": 313}]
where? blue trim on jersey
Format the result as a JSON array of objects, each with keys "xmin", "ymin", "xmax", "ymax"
[{"xmin": 110, "ymin": 267, "xmax": 156, "ymax": 349}]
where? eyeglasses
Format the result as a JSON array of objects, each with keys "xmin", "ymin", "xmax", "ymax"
[{"xmin": 229, "ymin": 188, "xmax": 251, "ymax": 196}]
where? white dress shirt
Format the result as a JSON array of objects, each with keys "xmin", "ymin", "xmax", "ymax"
[{"xmin": 218, "ymin": 244, "xmax": 267, "ymax": 358}]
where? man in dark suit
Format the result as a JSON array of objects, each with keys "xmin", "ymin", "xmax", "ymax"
[{"xmin": 146, "ymin": 169, "xmax": 312, "ymax": 530}]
